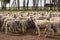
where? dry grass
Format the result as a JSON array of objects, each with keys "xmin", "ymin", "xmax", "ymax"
[{"xmin": 0, "ymin": 10, "xmax": 60, "ymax": 14}]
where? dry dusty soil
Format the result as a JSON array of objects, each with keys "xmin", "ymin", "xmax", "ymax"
[{"xmin": 0, "ymin": 30, "xmax": 60, "ymax": 40}]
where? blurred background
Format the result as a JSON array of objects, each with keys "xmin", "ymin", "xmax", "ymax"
[{"xmin": 0, "ymin": 0, "xmax": 60, "ymax": 11}]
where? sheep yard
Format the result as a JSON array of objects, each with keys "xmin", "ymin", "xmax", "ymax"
[{"xmin": 0, "ymin": 11, "xmax": 60, "ymax": 40}]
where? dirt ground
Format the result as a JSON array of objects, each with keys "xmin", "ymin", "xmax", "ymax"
[{"xmin": 0, "ymin": 30, "xmax": 60, "ymax": 40}]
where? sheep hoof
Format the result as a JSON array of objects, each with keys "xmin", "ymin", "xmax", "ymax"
[
  {"xmin": 45, "ymin": 35, "xmax": 47, "ymax": 37},
  {"xmin": 35, "ymin": 31, "xmax": 38, "ymax": 34},
  {"xmin": 5, "ymin": 32, "xmax": 8, "ymax": 34},
  {"xmin": 15, "ymin": 31, "xmax": 18, "ymax": 33},
  {"xmin": 38, "ymin": 34, "xmax": 40, "ymax": 37}
]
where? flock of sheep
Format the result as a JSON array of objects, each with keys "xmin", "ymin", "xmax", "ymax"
[{"xmin": 0, "ymin": 11, "xmax": 60, "ymax": 37}]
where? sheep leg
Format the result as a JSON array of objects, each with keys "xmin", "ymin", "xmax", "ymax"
[
  {"xmin": 11, "ymin": 26, "xmax": 14, "ymax": 32},
  {"xmin": 36, "ymin": 26, "xmax": 40, "ymax": 36},
  {"xmin": 44, "ymin": 25, "xmax": 48, "ymax": 37},
  {"xmin": 8, "ymin": 25, "xmax": 11, "ymax": 32},
  {"xmin": 44, "ymin": 25, "xmax": 54, "ymax": 37},
  {"xmin": 8, "ymin": 27, "xmax": 10, "ymax": 32},
  {"xmin": 5, "ymin": 23, "xmax": 8, "ymax": 33},
  {"xmin": 35, "ymin": 23, "xmax": 40, "ymax": 36},
  {"xmin": 15, "ymin": 26, "xmax": 18, "ymax": 33},
  {"xmin": 22, "ymin": 25, "xmax": 25, "ymax": 33},
  {"xmin": 44, "ymin": 28, "xmax": 47, "ymax": 34},
  {"xmin": 44, "ymin": 28, "xmax": 47, "ymax": 37},
  {"xmin": 1, "ymin": 22, "xmax": 6, "ymax": 30},
  {"xmin": 18, "ymin": 23, "xmax": 22, "ymax": 32}
]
